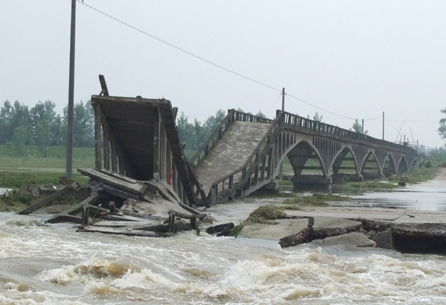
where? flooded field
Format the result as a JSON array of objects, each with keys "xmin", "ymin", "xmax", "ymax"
[
  {"xmin": 345, "ymin": 170, "xmax": 446, "ymax": 212},
  {"xmin": 1, "ymin": 171, "xmax": 446, "ymax": 304}
]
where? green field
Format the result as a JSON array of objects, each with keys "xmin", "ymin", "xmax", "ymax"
[
  {"xmin": 0, "ymin": 144, "xmax": 94, "ymax": 173},
  {"xmin": 0, "ymin": 144, "xmax": 93, "ymax": 188}
]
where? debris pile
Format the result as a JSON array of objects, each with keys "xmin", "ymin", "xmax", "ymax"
[{"xmin": 18, "ymin": 169, "xmax": 203, "ymax": 237}]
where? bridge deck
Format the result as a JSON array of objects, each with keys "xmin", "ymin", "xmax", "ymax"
[{"xmin": 194, "ymin": 121, "xmax": 271, "ymax": 195}]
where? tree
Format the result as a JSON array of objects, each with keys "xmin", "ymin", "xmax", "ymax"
[
  {"xmin": 439, "ymin": 108, "xmax": 446, "ymax": 139},
  {"xmin": 351, "ymin": 119, "xmax": 368, "ymax": 134},
  {"xmin": 0, "ymin": 101, "xmax": 13, "ymax": 144},
  {"xmin": 69, "ymin": 101, "xmax": 94, "ymax": 147},
  {"xmin": 30, "ymin": 101, "xmax": 57, "ymax": 156},
  {"xmin": 313, "ymin": 112, "xmax": 323, "ymax": 122},
  {"xmin": 256, "ymin": 111, "xmax": 266, "ymax": 118}
]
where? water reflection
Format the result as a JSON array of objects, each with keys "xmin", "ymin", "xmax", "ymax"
[{"xmin": 349, "ymin": 178, "xmax": 446, "ymax": 211}]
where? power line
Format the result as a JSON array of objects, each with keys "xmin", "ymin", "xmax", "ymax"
[
  {"xmin": 77, "ymin": 0, "xmax": 281, "ymax": 93},
  {"xmin": 79, "ymin": 1, "xmax": 427, "ymax": 124}
]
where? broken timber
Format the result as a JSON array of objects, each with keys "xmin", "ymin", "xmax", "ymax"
[
  {"xmin": 19, "ymin": 182, "xmax": 79, "ymax": 215},
  {"xmin": 17, "ymin": 78, "xmax": 207, "ymax": 238},
  {"xmin": 90, "ymin": 92, "xmax": 207, "ymax": 207}
]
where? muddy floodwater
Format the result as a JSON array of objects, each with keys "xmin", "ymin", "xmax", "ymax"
[
  {"xmin": 2, "ymin": 173, "xmax": 446, "ymax": 304},
  {"xmin": 349, "ymin": 177, "xmax": 446, "ymax": 211}
]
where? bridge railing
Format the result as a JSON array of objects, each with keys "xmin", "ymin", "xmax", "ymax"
[
  {"xmin": 189, "ymin": 109, "xmax": 236, "ymax": 168},
  {"xmin": 279, "ymin": 111, "xmax": 416, "ymax": 154},
  {"xmin": 189, "ymin": 109, "xmax": 272, "ymax": 168},
  {"xmin": 233, "ymin": 110, "xmax": 273, "ymax": 124},
  {"xmin": 207, "ymin": 116, "xmax": 280, "ymax": 204}
]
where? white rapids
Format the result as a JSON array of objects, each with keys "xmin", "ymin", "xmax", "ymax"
[{"xmin": 1, "ymin": 202, "xmax": 446, "ymax": 305}]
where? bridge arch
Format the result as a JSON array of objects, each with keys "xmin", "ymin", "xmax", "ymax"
[
  {"xmin": 382, "ymin": 153, "xmax": 397, "ymax": 177},
  {"xmin": 408, "ymin": 157, "xmax": 418, "ymax": 172},
  {"xmin": 275, "ymin": 139, "xmax": 327, "ymax": 177},
  {"xmin": 361, "ymin": 150, "xmax": 382, "ymax": 178},
  {"xmin": 398, "ymin": 155, "xmax": 409, "ymax": 174},
  {"xmin": 329, "ymin": 145, "xmax": 360, "ymax": 176}
]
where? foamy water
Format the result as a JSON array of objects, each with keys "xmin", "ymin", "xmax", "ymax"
[
  {"xmin": 1, "ymin": 209, "xmax": 446, "ymax": 305},
  {"xmin": 0, "ymin": 188, "xmax": 10, "ymax": 196}
]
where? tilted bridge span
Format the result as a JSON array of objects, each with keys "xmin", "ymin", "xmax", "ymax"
[{"xmin": 191, "ymin": 109, "xmax": 417, "ymax": 205}]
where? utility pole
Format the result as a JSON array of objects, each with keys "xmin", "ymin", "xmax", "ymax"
[
  {"xmin": 382, "ymin": 111, "xmax": 385, "ymax": 140},
  {"xmin": 279, "ymin": 87, "xmax": 285, "ymax": 178},
  {"xmin": 281, "ymin": 88, "xmax": 285, "ymax": 112},
  {"xmin": 65, "ymin": 0, "xmax": 76, "ymax": 178},
  {"xmin": 361, "ymin": 119, "xmax": 364, "ymax": 134}
]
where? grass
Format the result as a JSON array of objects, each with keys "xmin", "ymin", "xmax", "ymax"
[
  {"xmin": 281, "ymin": 193, "xmax": 350, "ymax": 210},
  {"xmin": 395, "ymin": 165, "xmax": 439, "ymax": 184},
  {"xmin": 0, "ymin": 144, "xmax": 94, "ymax": 172},
  {"xmin": 344, "ymin": 180, "xmax": 399, "ymax": 190},
  {"xmin": 230, "ymin": 206, "xmax": 286, "ymax": 236},
  {"xmin": 0, "ymin": 171, "xmax": 88, "ymax": 188},
  {"xmin": 0, "ymin": 144, "xmax": 92, "ymax": 188},
  {"xmin": 0, "ymin": 190, "xmax": 81, "ymax": 213},
  {"xmin": 0, "ymin": 191, "xmax": 36, "ymax": 212}
]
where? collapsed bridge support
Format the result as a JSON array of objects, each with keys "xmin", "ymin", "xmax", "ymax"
[{"xmin": 91, "ymin": 94, "xmax": 206, "ymax": 207}]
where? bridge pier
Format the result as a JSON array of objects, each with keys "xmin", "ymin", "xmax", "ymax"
[
  {"xmin": 332, "ymin": 174, "xmax": 364, "ymax": 184},
  {"xmin": 362, "ymin": 173, "xmax": 383, "ymax": 180},
  {"xmin": 292, "ymin": 175, "xmax": 332, "ymax": 191}
]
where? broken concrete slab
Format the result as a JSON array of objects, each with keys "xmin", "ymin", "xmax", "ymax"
[
  {"xmin": 239, "ymin": 218, "xmax": 309, "ymax": 240},
  {"xmin": 373, "ymin": 230, "xmax": 394, "ymax": 249},
  {"xmin": 311, "ymin": 232, "xmax": 376, "ymax": 248},
  {"xmin": 312, "ymin": 217, "xmax": 362, "ymax": 239},
  {"xmin": 239, "ymin": 216, "xmax": 364, "ymax": 248},
  {"xmin": 283, "ymin": 206, "xmax": 446, "ymax": 224}
]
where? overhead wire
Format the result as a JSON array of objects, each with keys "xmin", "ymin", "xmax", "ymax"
[
  {"xmin": 77, "ymin": 1, "xmax": 435, "ymax": 127},
  {"xmin": 76, "ymin": 0, "xmax": 384, "ymax": 122}
]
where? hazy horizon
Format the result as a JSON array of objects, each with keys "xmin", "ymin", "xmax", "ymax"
[{"xmin": 1, "ymin": 0, "xmax": 445, "ymax": 147}]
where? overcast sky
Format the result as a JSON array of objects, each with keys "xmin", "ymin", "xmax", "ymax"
[{"xmin": 1, "ymin": 0, "xmax": 445, "ymax": 147}]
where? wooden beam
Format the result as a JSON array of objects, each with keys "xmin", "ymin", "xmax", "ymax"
[
  {"xmin": 94, "ymin": 103, "xmax": 103, "ymax": 170},
  {"xmin": 98, "ymin": 74, "xmax": 109, "ymax": 96},
  {"xmin": 19, "ymin": 183, "xmax": 78, "ymax": 215}
]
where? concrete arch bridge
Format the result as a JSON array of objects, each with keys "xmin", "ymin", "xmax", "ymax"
[{"xmin": 191, "ymin": 110, "xmax": 418, "ymax": 205}]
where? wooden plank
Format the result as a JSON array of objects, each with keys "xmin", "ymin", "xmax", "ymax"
[
  {"xmin": 99, "ymin": 169, "xmax": 138, "ymax": 184},
  {"xmin": 111, "ymin": 144, "xmax": 117, "ymax": 172},
  {"xmin": 94, "ymin": 103, "xmax": 103, "ymax": 169},
  {"xmin": 46, "ymin": 194, "xmax": 99, "ymax": 223},
  {"xmin": 92, "ymin": 95, "xmax": 168, "ymax": 107},
  {"xmin": 99, "ymin": 74, "xmax": 109, "ymax": 96},
  {"xmin": 103, "ymin": 131, "xmax": 110, "ymax": 170},
  {"xmin": 19, "ymin": 184, "xmax": 76, "ymax": 215},
  {"xmin": 78, "ymin": 168, "xmax": 147, "ymax": 195}
]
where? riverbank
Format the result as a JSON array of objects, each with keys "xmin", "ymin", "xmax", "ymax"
[{"xmin": 231, "ymin": 168, "xmax": 446, "ymax": 254}]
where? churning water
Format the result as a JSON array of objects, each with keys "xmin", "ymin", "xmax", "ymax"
[
  {"xmin": 2, "ymin": 173, "xmax": 446, "ymax": 304},
  {"xmin": 1, "ymin": 211, "xmax": 446, "ymax": 304}
]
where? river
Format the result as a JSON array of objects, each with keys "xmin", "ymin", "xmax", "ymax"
[{"xmin": 1, "ymin": 173, "xmax": 446, "ymax": 304}]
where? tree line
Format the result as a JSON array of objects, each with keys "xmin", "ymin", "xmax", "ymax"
[
  {"xmin": 0, "ymin": 100, "xmax": 94, "ymax": 156},
  {"xmin": 0, "ymin": 100, "xmax": 228, "ymax": 158},
  {"xmin": 2, "ymin": 99, "xmax": 445, "ymax": 158}
]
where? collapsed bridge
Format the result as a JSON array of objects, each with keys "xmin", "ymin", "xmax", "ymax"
[{"xmin": 90, "ymin": 92, "xmax": 417, "ymax": 207}]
